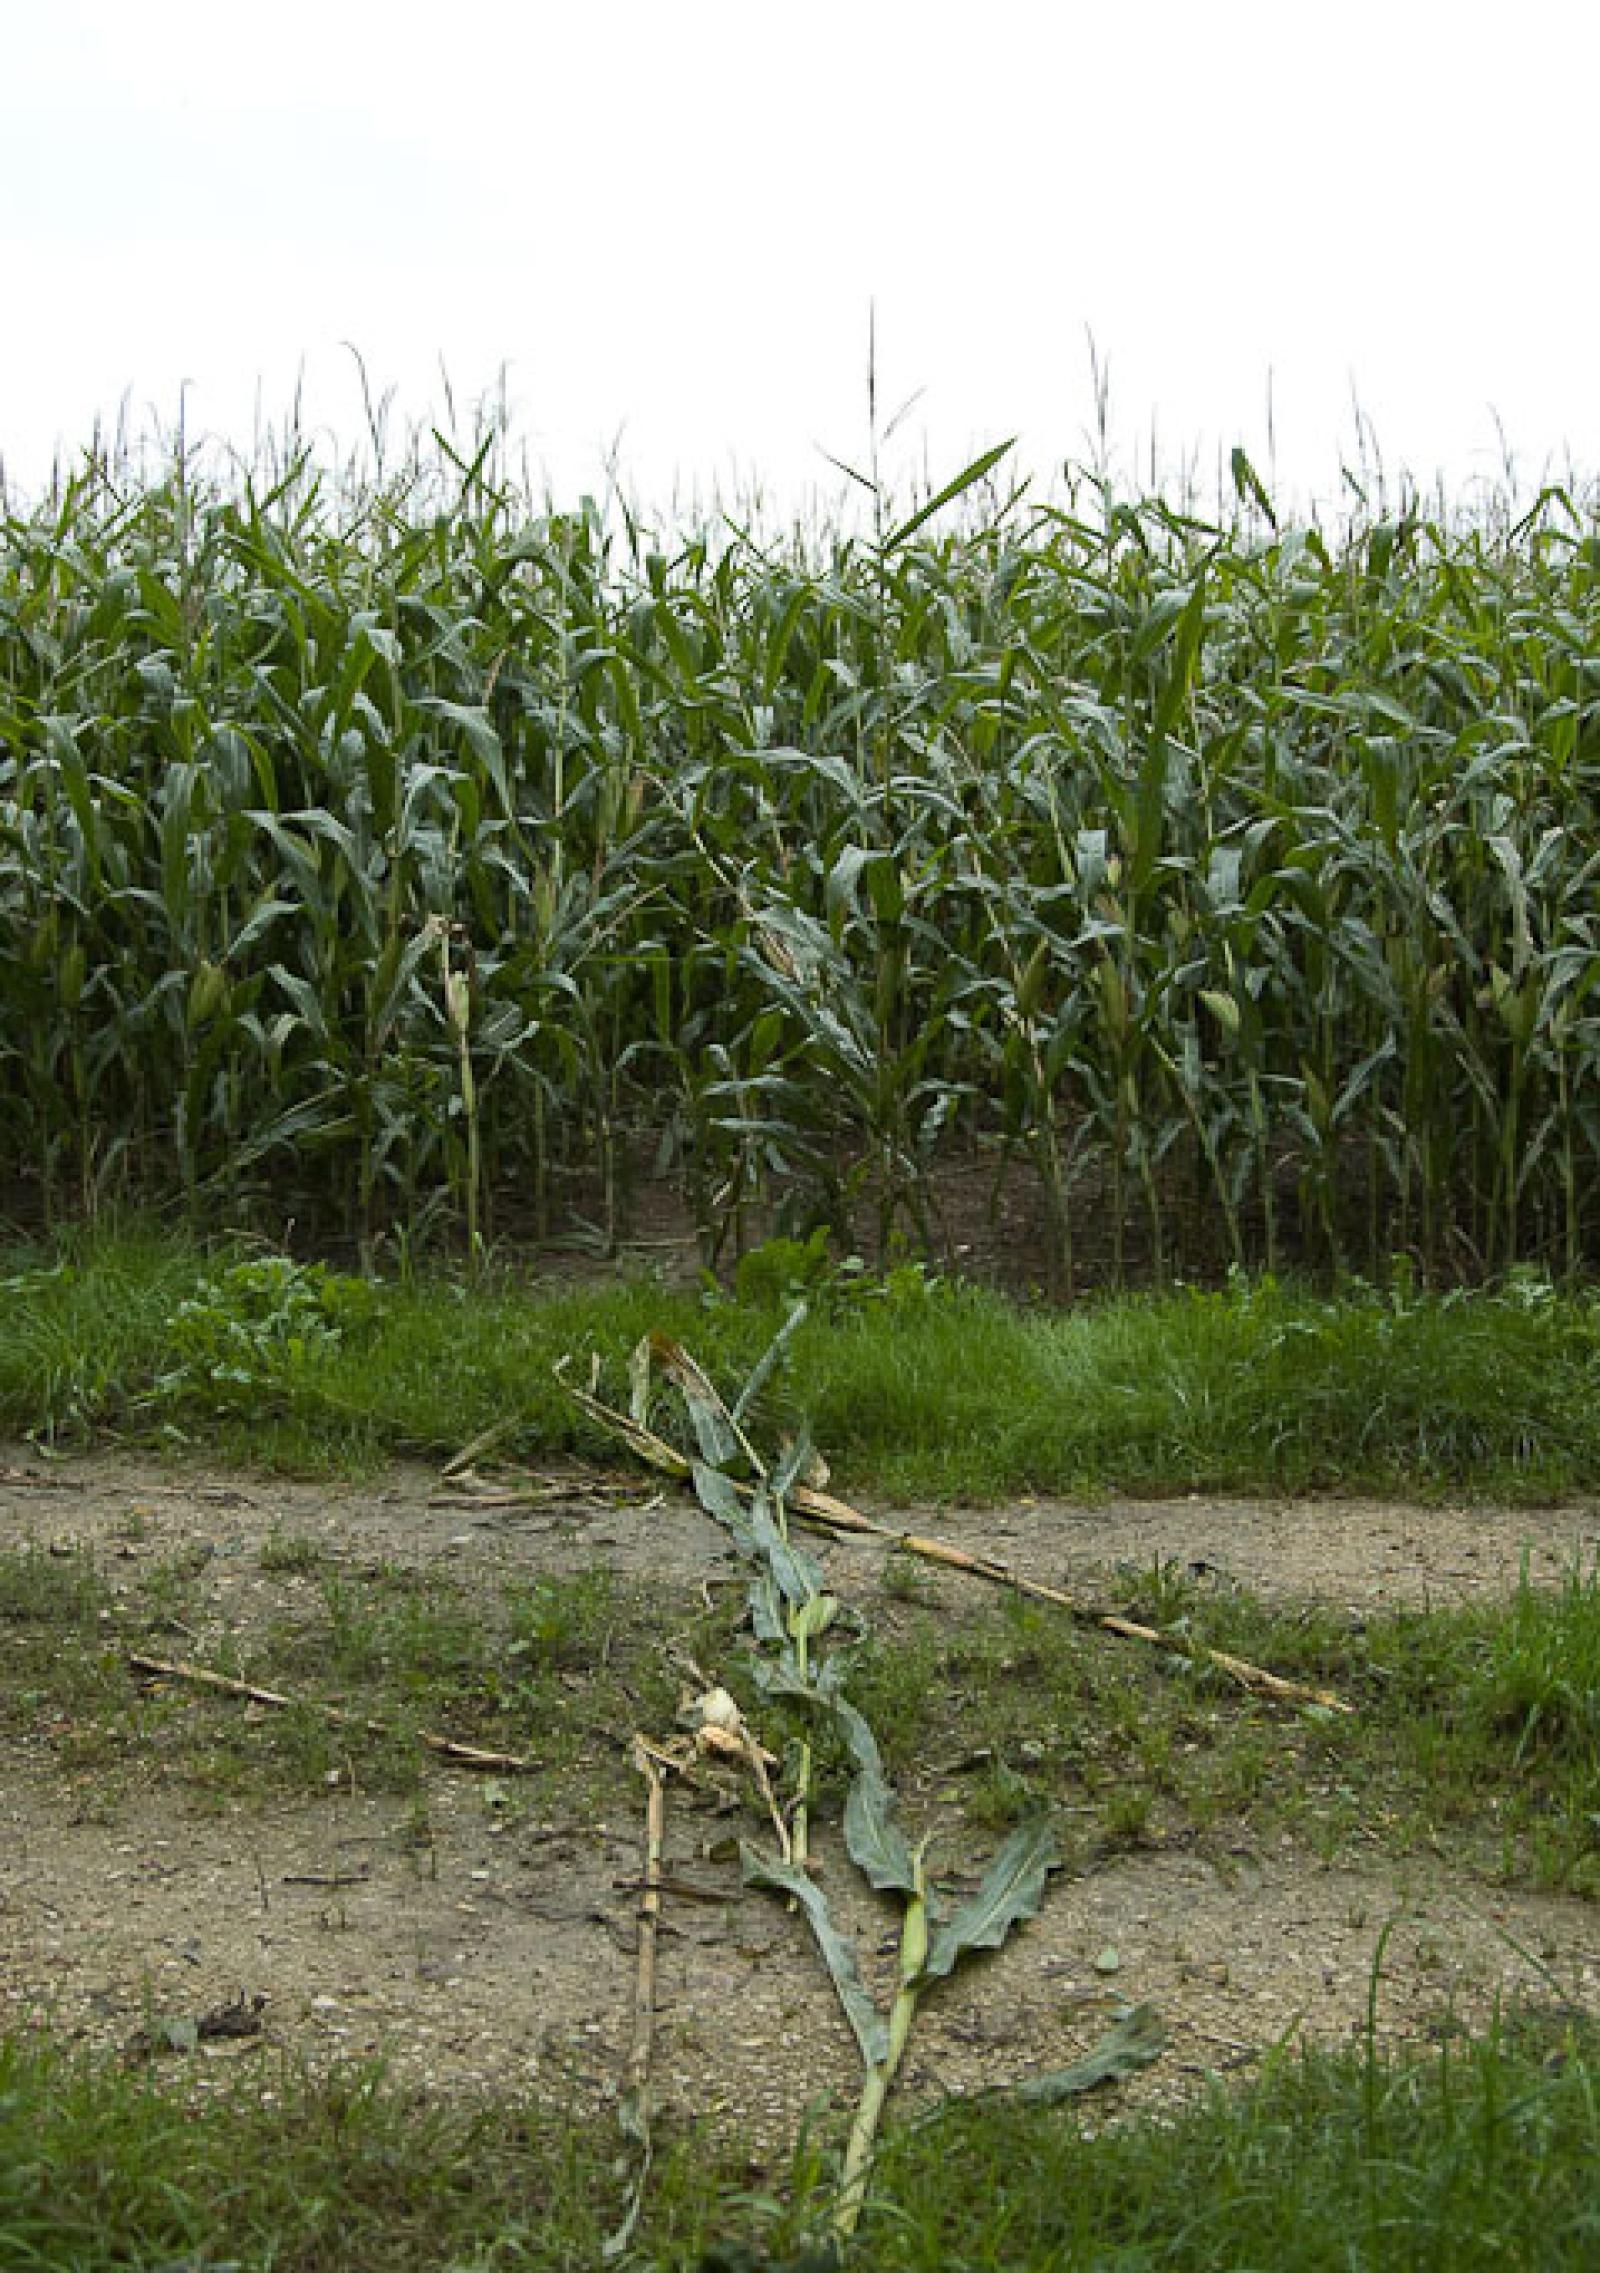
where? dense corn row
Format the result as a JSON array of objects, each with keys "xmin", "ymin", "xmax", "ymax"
[{"xmin": 3, "ymin": 434, "xmax": 1598, "ymax": 1281}]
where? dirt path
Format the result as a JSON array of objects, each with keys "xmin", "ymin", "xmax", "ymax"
[{"xmin": 3, "ymin": 1451, "xmax": 1597, "ymax": 2158}]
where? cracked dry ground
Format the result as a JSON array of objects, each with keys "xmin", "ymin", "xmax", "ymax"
[{"xmin": 3, "ymin": 1450, "xmax": 1599, "ymax": 2163}]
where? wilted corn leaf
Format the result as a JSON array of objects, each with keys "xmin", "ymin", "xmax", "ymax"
[
  {"xmin": 731, "ymin": 1300, "xmax": 809, "ymax": 1431},
  {"xmin": 833, "ymin": 1696, "xmax": 918, "ymax": 1895},
  {"xmin": 687, "ymin": 1459, "xmax": 759, "ymax": 1548},
  {"xmin": 1002, "ymin": 2003, "xmax": 1166, "ymax": 2104},
  {"xmin": 627, "ymin": 1334, "xmax": 652, "ymax": 1428},
  {"xmin": 922, "ymin": 1817, "xmax": 1060, "ymax": 1981},
  {"xmin": 744, "ymin": 1488, "xmax": 827, "ymax": 1610},
  {"xmin": 746, "ymin": 1566, "xmax": 787, "ymax": 1646},
  {"xmin": 650, "ymin": 1333, "xmax": 747, "ymax": 1468},
  {"xmin": 740, "ymin": 1841, "xmax": 890, "ymax": 2068},
  {"xmin": 554, "ymin": 1365, "xmax": 692, "ymax": 1480},
  {"xmin": 690, "ymin": 1461, "xmax": 825, "ymax": 1609}
]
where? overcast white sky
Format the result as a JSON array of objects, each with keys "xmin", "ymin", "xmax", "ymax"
[{"xmin": 4, "ymin": 0, "xmax": 1596, "ymax": 517}]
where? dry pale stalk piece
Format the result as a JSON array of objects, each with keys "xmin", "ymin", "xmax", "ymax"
[
  {"xmin": 641, "ymin": 1688, "xmax": 793, "ymax": 1859},
  {"xmin": 610, "ymin": 1733, "xmax": 668, "ymax": 2267},
  {"xmin": 606, "ymin": 1732, "xmax": 693, "ymax": 2260},
  {"xmin": 788, "ymin": 1496, "xmax": 1351, "ymax": 1714},
  {"xmin": 621, "ymin": 1741, "xmax": 667, "ymax": 2100},
  {"xmin": 440, "ymin": 1416, "xmax": 520, "ymax": 1479},
  {"xmin": 125, "ymin": 1652, "xmax": 541, "ymax": 1772}
]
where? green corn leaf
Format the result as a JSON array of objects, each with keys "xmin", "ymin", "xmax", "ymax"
[
  {"xmin": 1200, "ymin": 988, "xmax": 1241, "ymax": 1037},
  {"xmin": 416, "ymin": 698, "xmax": 514, "ymax": 819},
  {"xmin": 744, "ymin": 1483, "xmax": 827, "ymax": 1608},
  {"xmin": 731, "ymin": 1301, "xmax": 809, "ymax": 1430},
  {"xmin": 747, "ymin": 1567, "xmax": 787, "ymax": 1646},
  {"xmin": 834, "ymin": 1697, "xmax": 918, "ymax": 1895},
  {"xmin": 1229, "ymin": 446, "xmax": 1277, "ymax": 527},
  {"xmin": 1009, "ymin": 2003, "xmax": 1167, "ymax": 2102},
  {"xmin": 788, "ymin": 1592, "xmax": 840, "ymax": 1643},
  {"xmin": 684, "ymin": 1461, "xmax": 759, "ymax": 1550},
  {"xmin": 1153, "ymin": 581, "xmax": 1207, "ymax": 737},
  {"xmin": 923, "ymin": 1818, "xmax": 1060, "ymax": 1981},
  {"xmin": 686, "ymin": 1461, "xmax": 826, "ymax": 1607},
  {"xmin": 740, "ymin": 1842, "xmax": 889, "ymax": 2068},
  {"xmin": 769, "ymin": 1422, "xmax": 820, "ymax": 1502},
  {"xmin": 947, "ymin": 2004, "xmax": 1167, "ymax": 2111},
  {"xmin": 882, "ymin": 441, "xmax": 1015, "ymax": 555}
]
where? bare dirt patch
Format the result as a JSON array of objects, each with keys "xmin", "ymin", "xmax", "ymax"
[{"xmin": 3, "ymin": 1449, "xmax": 1598, "ymax": 2159}]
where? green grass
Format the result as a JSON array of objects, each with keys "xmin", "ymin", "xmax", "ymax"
[
  {"xmin": 3, "ymin": 1226, "xmax": 1598, "ymax": 1499},
  {"xmin": 834, "ymin": 1562, "xmax": 1600, "ymax": 1895},
  {"xmin": 0, "ymin": 1536, "xmax": 686, "ymax": 1814},
  {"xmin": 852, "ymin": 2006, "xmax": 1600, "ymax": 2271},
  {"xmin": 2, "ymin": 2010, "xmax": 1596, "ymax": 2270}
]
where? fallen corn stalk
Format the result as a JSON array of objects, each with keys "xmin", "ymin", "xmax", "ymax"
[
  {"xmin": 557, "ymin": 1348, "xmax": 1350, "ymax": 1715},
  {"xmin": 604, "ymin": 1737, "xmax": 669, "ymax": 2262}
]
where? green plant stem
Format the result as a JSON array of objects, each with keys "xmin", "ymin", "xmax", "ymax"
[{"xmin": 835, "ymin": 1878, "xmax": 928, "ymax": 2238}]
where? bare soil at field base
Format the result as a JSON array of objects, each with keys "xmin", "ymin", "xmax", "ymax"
[{"xmin": 3, "ymin": 1451, "xmax": 1597, "ymax": 2160}]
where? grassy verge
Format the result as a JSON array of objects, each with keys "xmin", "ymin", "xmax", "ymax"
[
  {"xmin": 4, "ymin": 2009, "xmax": 1597, "ymax": 2271},
  {"xmin": 3, "ymin": 1224, "xmax": 1599, "ymax": 1498}
]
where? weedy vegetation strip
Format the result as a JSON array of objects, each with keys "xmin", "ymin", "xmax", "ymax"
[{"xmin": 5, "ymin": 427, "xmax": 1600, "ymax": 1283}]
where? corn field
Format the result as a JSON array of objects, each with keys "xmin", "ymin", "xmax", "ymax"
[{"xmin": 3, "ymin": 428, "xmax": 1599, "ymax": 1285}]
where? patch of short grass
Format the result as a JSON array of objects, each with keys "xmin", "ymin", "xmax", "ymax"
[
  {"xmin": 852, "ymin": 2004, "xmax": 1600, "ymax": 2271},
  {"xmin": 2, "ymin": 2009, "xmax": 1596, "ymax": 2270},
  {"xmin": 0, "ymin": 2035, "xmax": 729, "ymax": 2271},
  {"xmin": 0, "ymin": 1536, "xmax": 703, "ymax": 1814}
]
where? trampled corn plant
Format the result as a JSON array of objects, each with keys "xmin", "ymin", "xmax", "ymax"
[{"xmin": 567, "ymin": 1323, "xmax": 1165, "ymax": 2246}]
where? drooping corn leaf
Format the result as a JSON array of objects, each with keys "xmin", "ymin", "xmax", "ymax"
[
  {"xmin": 554, "ymin": 1365, "xmax": 691, "ymax": 1480},
  {"xmin": 1008, "ymin": 2003, "xmax": 1166, "ymax": 2102},
  {"xmin": 740, "ymin": 1842, "xmax": 889, "ymax": 2068},
  {"xmin": 752, "ymin": 1653, "xmax": 846, "ymax": 1709},
  {"xmin": 688, "ymin": 1462, "xmax": 825, "ymax": 1608},
  {"xmin": 922, "ymin": 1818, "xmax": 1060, "ymax": 1981},
  {"xmin": 731, "ymin": 1299, "xmax": 809, "ymax": 1430},
  {"xmin": 770, "ymin": 1422, "xmax": 825, "ymax": 1503},
  {"xmin": 688, "ymin": 1460, "xmax": 760, "ymax": 1552},
  {"xmin": 746, "ymin": 1566, "xmax": 786, "ymax": 1646},
  {"xmin": 743, "ymin": 1486, "xmax": 827, "ymax": 1608},
  {"xmin": 650, "ymin": 1333, "xmax": 747, "ymax": 1468},
  {"xmin": 832, "ymin": 1696, "xmax": 917, "ymax": 1895}
]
